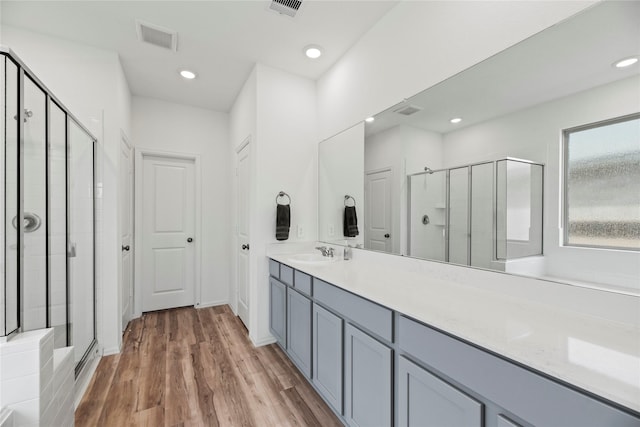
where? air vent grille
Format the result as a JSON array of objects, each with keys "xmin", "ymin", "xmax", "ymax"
[
  {"xmin": 136, "ymin": 20, "xmax": 178, "ymax": 52},
  {"xmin": 269, "ymin": 0, "xmax": 303, "ymax": 17},
  {"xmin": 394, "ymin": 105, "xmax": 423, "ymax": 116}
]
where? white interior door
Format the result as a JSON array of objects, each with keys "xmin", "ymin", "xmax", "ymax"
[
  {"xmin": 120, "ymin": 136, "xmax": 133, "ymax": 330},
  {"xmin": 237, "ymin": 143, "xmax": 250, "ymax": 328},
  {"xmin": 141, "ymin": 155, "xmax": 195, "ymax": 312},
  {"xmin": 365, "ymin": 169, "xmax": 392, "ymax": 252}
]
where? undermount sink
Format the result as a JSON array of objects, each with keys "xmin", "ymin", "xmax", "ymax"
[{"xmin": 288, "ymin": 253, "xmax": 339, "ymax": 265}]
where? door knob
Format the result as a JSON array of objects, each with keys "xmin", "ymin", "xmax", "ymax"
[
  {"xmin": 187, "ymin": 237, "xmax": 193, "ymax": 243},
  {"xmin": 384, "ymin": 233, "xmax": 390, "ymax": 238},
  {"xmin": 242, "ymin": 244, "xmax": 250, "ymax": 250},
  {"xmin": 122, "ymin": 245, "xmax": 130, "ymax": 251}
]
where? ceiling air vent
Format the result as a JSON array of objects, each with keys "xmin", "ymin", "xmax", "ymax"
[
  {"xmin": 269, "ymin": 0, "xmax": 303, "ymax": 18},
  {"xmin": 136, "ymin": 20, "xmax": 178, "ymax": 52},
  {"xmin": 393, "ymin": 105, "xmax": 423, "ymax": 116}
]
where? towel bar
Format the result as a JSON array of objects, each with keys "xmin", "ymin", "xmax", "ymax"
[{"xmin": 276, "ymin": 191, "xmax": 291, "ymax": 205}]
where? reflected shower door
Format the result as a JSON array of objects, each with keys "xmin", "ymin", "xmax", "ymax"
[
  {"xmin": 470, "ymin": 163, "xmax": 494, "ymax": 269},
  {"xmin": 22, "ymin": 77, "xmax": 47, "ymax": 331},
  {"xmin": 409, "ymin": 170, "xmax": 446, "ymax": 261},
  {"xmin": 449, "ymin": 167, "xmax": 469, "ymax": 265},
  {"xmin": 68, "ymin": 120, "xmax": 95, "ymax": 365}
]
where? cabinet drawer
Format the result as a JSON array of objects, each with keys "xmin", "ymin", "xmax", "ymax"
[
  {"xmin": 398, "ymin": 316, "xmax": 639, "ymax": 427},
  {"xmin": 280, "ymin": 264, "xmax": 294, "ymax": 286},
  {"xmin": 269, "ymin": 259, "xmax": 280, "ymax": 278},
  {"xmin": 294, "ymin": 270, "xmax": 312, "ymax": 296},
  {"xmin": 314, "ymin": 279, "xmax": 392, "ymax": 342}
]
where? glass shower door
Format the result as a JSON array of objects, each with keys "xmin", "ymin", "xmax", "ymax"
[
  {"xmin": 470, "ymin": 162, "xmax": 495, "ymax": 269},
  {"xmin": 1, "ymin": 56, "xmax": 20, "ymax": 336},
  {"xmin": 49, "ymin": 102, "xmax": 68, "ymax": 348},
  {"xmin": 448, "ymin": 167, "xmax": 470, "ymax": 265},
  {"xmin": 68, "ymin": 119, "xmax": 95, "ymax": 367},
  {"xmin": 22, "ymin": 77, "xmax": 48, "ymax": 332}
]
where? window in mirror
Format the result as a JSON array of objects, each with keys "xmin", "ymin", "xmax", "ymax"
[{"xmin": 564, "ymin": 114, "xmax": 640, "ymax": 250}]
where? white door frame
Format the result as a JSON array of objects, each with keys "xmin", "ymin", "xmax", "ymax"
[
  {"xmin": 133, "ymin": 147, "xmax": 202, "ymax": 317},
  {"xmin": 119, "ymin": 130, "xmax": 134, "ymax": 332}
]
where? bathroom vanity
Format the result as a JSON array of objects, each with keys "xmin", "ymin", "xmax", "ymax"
[{"xmin": 267, "ymin": 254, "xmax": 640, "ymax": 427}]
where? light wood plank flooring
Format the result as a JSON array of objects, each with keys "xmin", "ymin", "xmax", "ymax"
[{"xmin": 75, "ymin": 305, "xmax": 343, "ymax": 427}]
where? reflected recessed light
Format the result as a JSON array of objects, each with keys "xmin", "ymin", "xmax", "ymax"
[
  {"xmin": 365, "ymin": 117, "xmax": 375, "ymax": 123},
  {"xmin": 450, "ymin": 117, "xmax": 462, "ymax": 124},
  {"xmin": 614, "ymin": 57, "xmax": 638, "ymax": 68},
  {"xmin": 179, "ymin": 69, "xmax": 197, "ymax": 79},
  {"xmin": 304, "ymin": 45, "xmax": 323, "ymax": 59}
]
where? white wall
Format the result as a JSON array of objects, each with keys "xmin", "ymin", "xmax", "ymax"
[
  {"xmin": 1, "ymin": 26, "xmax": 132, "ymax": 354},
  {"xmin": 319, "ymin": 123, "xmax": 364, "ymax": 246},
  {"xmin": 442, "ymin": 76, "xmax": 640, "ymax": 290},
  {"xmin": 132, "ymin": 97, "xmax": 230, "ymax": 308},
  {"xmin": 317, "ymin": 1, "xmax": 596, "ymax": 140},
  {"xmin": 230, "ymin": 64, "xmax": 317, "ymax": 346},
  {"xmin": 365, "ymin": 125, "xmax": 443, "ymax": 254}
]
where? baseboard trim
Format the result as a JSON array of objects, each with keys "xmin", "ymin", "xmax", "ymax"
[
  {"xmin": 196, "ymin": 300, "xmax": 228, "ymax": 309},
  {"xmin": 74, "ymin": 354, "xmax": 101, "ymax": 408},
  {"xmin": 102, "ymin": 346, "xmax": 120, "ymax": 356},
  {"xmin": 251, "ymin": 335, "xmax": 277, "ymax": 347}
]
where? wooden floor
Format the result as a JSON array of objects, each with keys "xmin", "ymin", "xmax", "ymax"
[{"xmin": 75, "ymin": 305, "xmax": 343, "ymax": 427}]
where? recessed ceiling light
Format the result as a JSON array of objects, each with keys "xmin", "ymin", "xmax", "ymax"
[
  {"xmin": 450, "ymin": 117, "xmax": 462, "ymax": 124},
  {"xmin": 365, "ymin": 117, "xmax": 375, "ymax": 123},
  {"xmin": 179, "ymin": 69, "xmax": 197, "ymax": 79},
  {"xmin": 614, "ymin": 57, "xmax": 638, "ymax": 68},
  {"xmin": 304, "ymin": 45, "xmax": 323, "ymax": 59}
]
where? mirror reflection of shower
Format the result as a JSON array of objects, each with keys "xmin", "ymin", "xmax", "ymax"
[{"xmin": 408, "ymin": 158, "xmax": 543, "ymax": 272}]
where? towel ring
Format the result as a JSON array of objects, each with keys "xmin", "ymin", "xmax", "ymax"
[
  {"xmin": 344, "ymin": 195, "xmax": 356, "ymax": 207},
  {"xmin": 276, "ymin": 191, "xmax": 291, "ymax": 205}
]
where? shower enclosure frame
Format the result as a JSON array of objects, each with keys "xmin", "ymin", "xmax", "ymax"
[
  {"xmin": 407, "ymin": 157, "xmax": 544, "ymax": 267},
  {"xmin": 1, "ymin": 46, "xmax": 98, "ymax": 377}
]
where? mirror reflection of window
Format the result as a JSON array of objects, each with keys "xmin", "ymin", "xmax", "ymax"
[{"xmin": 564, "ymin": 114, "xmax": 640, "ymax": 250}]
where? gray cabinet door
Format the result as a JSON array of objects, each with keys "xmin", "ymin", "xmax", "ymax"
[
  {"xmin": 313, "ymin": 304, "xmax": 343, "ymax": 414},
  {"xmin": 269, "ymin": 278, "xmax": 286, "ymax": 348},
  {"xmin": 398, "ymin": 356, "xmax": 483, "ymax": 427},
  {"xmin": 287, "ymin": 288, "xmax": 312, "ymax": 378},
  {"xmin": 345, "ymin": 323, "xmax": 392, "ymax": 427}
]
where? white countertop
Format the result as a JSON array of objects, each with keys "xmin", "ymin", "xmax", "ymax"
[{"xmin": 269, "ymin": 252, "xmax": 640, "ymax": 414}]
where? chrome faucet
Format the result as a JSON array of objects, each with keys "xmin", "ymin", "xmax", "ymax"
[{"xmin": 315, "ymin": 246, "xmax": 335, "ymax": 257}]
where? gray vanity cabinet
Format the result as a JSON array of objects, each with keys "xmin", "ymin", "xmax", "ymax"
[
  {"xmin": 398, "ymin": 356, "xmax": 483, "ymax": 427},
  {"xmin": 344, "ymin": 323, "xmax": 393, "ymax": 427},
  {"xmin": 269, "ymin": 277, "xmax": 286, "ymax": 348},
  {"xmin": 287, "ymin": 287, "xmax": 312, "ymax": 378},
  {"xmin": 313, "ymin": 303, "xmax": 344, "ymax": 415}
]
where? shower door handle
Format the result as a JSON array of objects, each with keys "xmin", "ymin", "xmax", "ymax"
[{"xmin": 68, "ymin": 242, "xmax": 77, "ymax": 258}]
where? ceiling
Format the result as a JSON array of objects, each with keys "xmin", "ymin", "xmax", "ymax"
[
  {"xmin": 365, "ymin": 1, "xmax": 640, "ymax": 137},
  {"xmin": 1, "ymin": 0, "xmax": 399, "ymax": 112}
]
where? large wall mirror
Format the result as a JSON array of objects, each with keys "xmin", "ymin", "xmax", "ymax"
[{"xmin": 318, "ymin": 1, "xmax": 640, "ymax": 292}]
